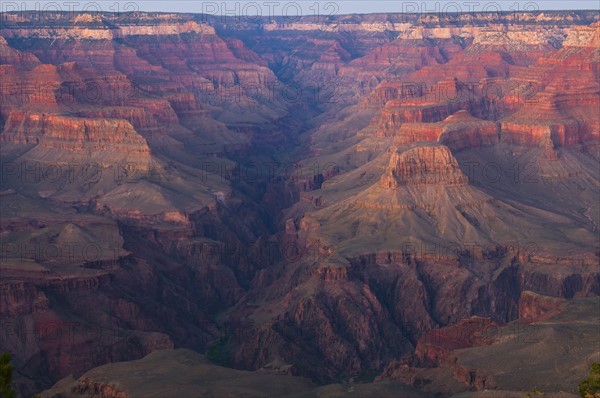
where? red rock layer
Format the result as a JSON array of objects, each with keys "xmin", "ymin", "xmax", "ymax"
[
  {"xmin": 1, "ymin": 111, "xmax": 150, "ymax": 153},
  {"xmin": 390, "ymin": 110, "xmax": 499, "ymax": 150},
  {"xmin": 0, "ymin": 35, "xmax": 40, "ymax": 69},
  {"xmin": 378, "ymin": 317, "xmax": 499, "ymax": 390},
  {"xmin": 381, "ymin": 144, "xmax": 468, "ymax": 188},
  {"xmin": 518, "ymin": 290, "xmax": 566, "ymax": 321}
]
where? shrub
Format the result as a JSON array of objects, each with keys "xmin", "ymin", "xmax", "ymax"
[
  {"xmin": 0, "ymin": 352, "xmax": 16, "ymax": 398},
  {"xmin": 579, "ymin": 363, "xmax": 600, "ymax": 398}
]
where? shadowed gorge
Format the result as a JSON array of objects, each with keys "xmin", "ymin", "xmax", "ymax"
[{"xmin": 0, "ymin": 9, "xmax": 598, "ymax": 398}]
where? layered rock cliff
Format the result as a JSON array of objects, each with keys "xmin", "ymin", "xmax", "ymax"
[{"xmin": 380, "ymin": 144, "xmax": 469, "ymax": 187}]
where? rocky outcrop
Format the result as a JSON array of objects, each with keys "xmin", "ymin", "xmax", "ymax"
[
  {"xmin": 0, "ymin": 262, "xmax": 175, "ymax": 395},
  {"xmin": 1, "ymin": 112, "xmax": 149, "ymax": 151},
  {"xmin": 499, "ymin": 92, "xmax": 591, "ymax": 148},
  {"xmin": 438, "ymin": 111, "xmax": 499, "ymax": 151},
  {"xmin": 0, "ymin": 111, "xmax": 154, "ymax": 171},
  {"xmin": 387, "ymin": 110, "xmax": 499, "ymax": 150},
  {"xmin": 1, "ymin": 281, "xmax": 50, "ymax": 318},
  {"xmin": 518, "ymin": 290, "xmax": 566, "ymax": 321},
  {"xmin": 379, "ymin": 317, "xmax": 499, "ymax": 390},
  {"xmin": 381, "ymin": 144, "xmax": 468, "ymax": 188},
  {"xmin": 0, "ymin": 20, "xmax": 215, "ymax": 41},
  {"xmin": 0, "ymin": 35, "xmax": 40, "ymax": 69},
  {"xmin": 374, "ymin": 98, "xmax": 468, "ymax": 137},
  {"xmin": 411, "ymin": 317, "xmax": 499, "ymax": 367}
]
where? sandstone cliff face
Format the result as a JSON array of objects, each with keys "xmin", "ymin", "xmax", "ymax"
[
  {"xmin": 0, "ymin": 64, "xmax": 62, "ymax": 116},
  {"xmin": 438, "ymin": 111, "xmax": 499, "ymax": 151},
  {"xmin": 349, "ymin": 13, "xmax": 598, "ymax": 153},
  {"xmin": 497, "ymin": 38, "xmax": 600, "ymax": 148},
  {"xmin": 0, "ymin": 20, "xmax": 215, "ymax": 41},
  {"xmin": 0, "ymin": 111, "xmax": 154, "ymax": 171},
  {"xmin": 0, "ymin": 35, "xmax": 40, "ymax": 69},
  {"xmin": 228, "ymin": 230, "xmax": 598, "ymax": 387},
  {"xmin": 499, "ymin": 87, "xmax": 597, "ymax": 148},
  {"xmin": 1, "ymin": 112, "xmax": 149, "ymax": 151},
  {"xmin": 1, "ymin": 264, "xmax": 175, "ymax": 395},
  {"xmin": 383, "ymin": 110, "xmax": 499, "ymax": 151},
  {"xmin": 378, "ymin": 317, "xmax": 499, "ymax": 391},
  {"xmin": 381, "ymin": 144, "xmax": 468, "ymax": 188},
  {"xmin": 374, "ymin": 99, "xmax": 468, "ymax": 137},
  {"xmin": 412, "ymin": 317, "xmax": 499, "ymax": 366},
  {"xmin": 518, "ymin": 290, "xmax": 566, "ymax": 321}
]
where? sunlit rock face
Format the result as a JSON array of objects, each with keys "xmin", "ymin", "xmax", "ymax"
[{"xmin": 380, "ymin": 144, "xmax": 469, "ymax": 188}]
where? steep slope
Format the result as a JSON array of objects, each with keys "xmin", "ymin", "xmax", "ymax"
[
  {"xmin": 0, "ymin": 13, "xmax": 290, "ymax": 396},
  {"xmin": 379, "ymin": 296, "xmax": 600, "ymax": 396},
  {"xmin": 220, "ymin": 11, "xmax": 599, "ymax": 387},
  {"xmin": 39, "ymin": 349, "xmax": 428, "ymax": 398}
]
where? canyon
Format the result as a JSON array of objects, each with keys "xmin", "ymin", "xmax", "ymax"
[{"xmin": 0, "ymin": 10, "xmax": 598, "ymax": 398}]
